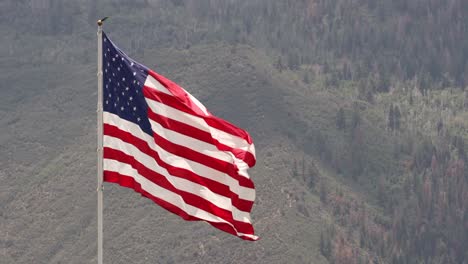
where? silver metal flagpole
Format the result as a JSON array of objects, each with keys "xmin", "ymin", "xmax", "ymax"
[{"xmin": 96, "ymin": 18, "xmax": 105, "ymax": 264}]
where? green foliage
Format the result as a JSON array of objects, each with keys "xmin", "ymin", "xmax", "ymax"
[
  {"xmin": 414, "ymin": 139, "xmax": 434, "ymax": 171},
  {"xmin": 319, "ymin": 229, "xmax": 333, "ymax": 260},
  {"xmin": 388, "ymin": 104, "xmax": 401, "ymax": 131},
  {"xmin": 336, "ymin": 108, "xmax": 346, "ymax": 130},
  {"xmin": 4, "ymin": 0, "xmax": 468, "ymax": 88},
  {"xmin": 388, "ymin": 104, "xmax": 394, "ymax": 131}
]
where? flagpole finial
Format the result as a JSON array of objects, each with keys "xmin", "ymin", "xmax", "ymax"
[{"xmin": 97, "ymin": 17, "xmax": 109, "ymax": 26}]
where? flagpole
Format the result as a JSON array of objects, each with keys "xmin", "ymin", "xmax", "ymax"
[{"xmin": 97, "ymin": 18, "xmax": 104, "ymax": 264}]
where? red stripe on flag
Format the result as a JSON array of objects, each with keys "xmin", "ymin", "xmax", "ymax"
[
  {"xmin": 149, "ymin": 124, "xmax": 248, "ymax": 182},
  {"xmin": 143, "ymin": 73, "xmax": 253, "ymax": 144},
  {"xmin": 103, "ymin": 148, "xmax": 255, "ymax": 234},
  {"xmin": 104, "ymin": 123, "xmax": 255, "ymax": 212},
  {"xmin": 147, "ymin": 109, "xmax": 256, "ymax": 167},
  {"xmin": 143, "ymin": 86, "xmax": 199, "ymax": 116},
  {"xmin": 104, "ymin": 123, "xmax": 255, "ymax": 189},
  {"xmin": 103, "ymin": 171, "xmax": 257, "ymax": 240},
  {"xmin": 146, "ymin": 70, "xmax": 209, "ymax": 116}
]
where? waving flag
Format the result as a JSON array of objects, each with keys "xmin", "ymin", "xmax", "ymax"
[{"xmin": 101, "ymin": 32, "xmax": 257, "ymax": 240}]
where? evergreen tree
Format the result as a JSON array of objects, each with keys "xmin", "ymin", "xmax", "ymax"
[
  {"xmin": 336, "ymin": 107, "xmax": 346, "ymax": 130},
  {"xmin": 275, "ymin": 56, "xmax": 283, "ymax": 72},
  {"xmin": 437, "ymin": 119, "xmax": 443, "ymax": 136},
  {"xmin": 308, "ymin": 166, "xmax": 316, "ymax": 189},
  {"xmin": 287, "ymin": 53, "xmax": 299, "ymax": 70},
  {"xmin": 394, "ymin": 105, "xmax": 401, "ymax": 131},
  {"xmin": 351, "ymin": 107, "xmax": 361, "ymax": 130},
  {"xmin": 388, "ymin": 104, "xmax": 395, "ymax": 131},
  {"xmin": 320, "ymin": 182, "xmax": 328, "ymax": 203},
  {"xmin": 292, "ymin": 160, "xmax": 298, "ymax": 177},
  {"xmin": 320, "ymin": 230, "xmax": 332, "ymax": 259}
]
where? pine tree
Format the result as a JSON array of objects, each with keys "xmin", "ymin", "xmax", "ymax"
[
  {"xmin": 437, "ymin": 119, "xmax": 443, "ymax": 136},
  {"xmin": 287, "ymin": 53, "xmax": 299, "ymax": 70},
  {"xmin": 351, "ymin": 107, "xmax": 360, "ymax": 130},
  {"xmin": 394, "ymin": 105, "xmax": 401, "ymax": 131},
  {"xmin": 336, "ymin": 107, "xmax": 346, "ymax": 130},
  {"xmin": 320, "ymin": 182, "xmax": 328, "ymax": 203},
  {"xmin": 307, "ymin": 162, "xmax": 319, "ymax": 189},
  {"xmin": 275, "ymin": 56, "xmax": 283, "ymax": 72},
  {"xmin": 292, "ymin": 160, "xmax": 298, "ymax": 177},
  {"xmin": 320, "ymin": 230, "xmax": 332, "ymax": 259},
  {"xmin": 388, "ymin": 104, "xmax": 395, "ymax": 131}
]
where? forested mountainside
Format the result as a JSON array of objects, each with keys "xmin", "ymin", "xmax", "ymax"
[
  {"xmin": 1, "ymin": 0, "xmax": 467, "ymax": 263},
  {"xmin": 3, "ymin": 0, "xmax": 468, "ymax": 87}
]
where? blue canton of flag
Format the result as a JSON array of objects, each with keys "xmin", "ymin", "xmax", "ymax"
[{"xmin": 103, "ymin": 33, "xmax": 152, "ymax": 135}]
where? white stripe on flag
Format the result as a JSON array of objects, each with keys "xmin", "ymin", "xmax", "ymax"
[
  {"xmin": 144, "ymin": 74, "xmax": 172, "ymax": 95},
  {"xmin": 148, "ymin": 118, "xmax": 253, "ymax": 176},
  {"xmin": 144, "ymin": 74, "xmax": 209, "ymax": 115},
  {"xmin": 103, "ymin": 136, "xmax": 253, "ymax": 222},
  {"xmin": 103, "ymin": 156, "xmax": 252, "ymax": 223},
  {"xmin": 144, "ymin": 97, "xmax": 255, "ymax": 157},
  {"xmin": 103, "ymin": 112, "xmax": 255, "ymax": 201},
  {"xmin": 103, "ymin": 159, "xmax": 257, "ymax": 239}
]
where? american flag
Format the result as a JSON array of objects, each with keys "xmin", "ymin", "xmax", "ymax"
[{"xmin": 102, "ymin": 32, "xmax": 258, "ymax": 240}]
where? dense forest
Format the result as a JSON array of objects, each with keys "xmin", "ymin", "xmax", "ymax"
[
  {"xmin": 3, "ymin": 0, "xmax": 468, "ymax": 87},
  {"xmin": 1, "ymin": 0, "xmax": 467, "ymax": 263}
]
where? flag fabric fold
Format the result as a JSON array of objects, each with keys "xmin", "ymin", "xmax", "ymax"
[{"xmin": 101, "ymin": 32, "xmax": 257, "ymax": 240}]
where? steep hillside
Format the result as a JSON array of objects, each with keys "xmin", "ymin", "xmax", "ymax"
[
  {"xmin": 1, "ymin": 1, "xmax": 467, "ymax": 263},
  {"xmin": 1, "ymin": 40, "xmax": 335, "ymax": 263},
  {"xmin": 0, "ymin": 36, "xmax": 405, "ymax": 263}
]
